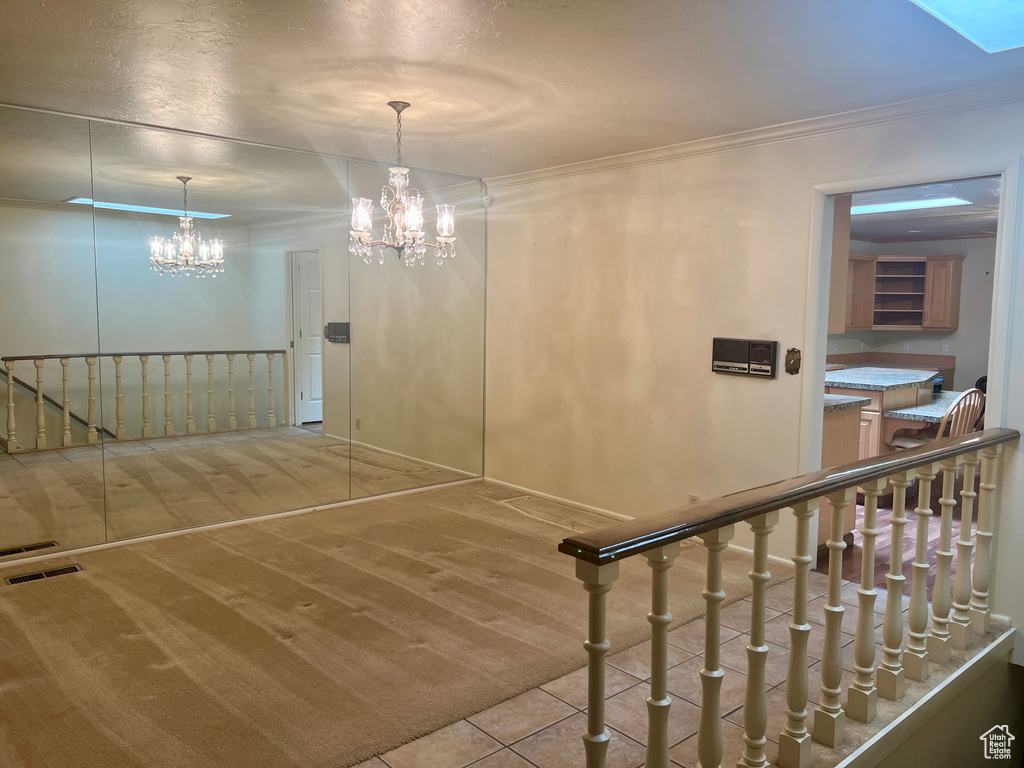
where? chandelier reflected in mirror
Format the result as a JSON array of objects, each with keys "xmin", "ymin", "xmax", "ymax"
[
  {"xmin": 348, "ymin": 101, "xmax": 456, "ymax": 267},
  {"xmin": 149, "ymin": 176, "xmax": 225, "ymax": 277}
]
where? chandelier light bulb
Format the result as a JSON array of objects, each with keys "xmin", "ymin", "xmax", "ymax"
[
  {"xmin": 348, "ymin": 101, "xmax": 456, "ymax": 266},
  {"xmin": 351, "ymin": 198, "xmax": 374, "ymax": 233},
  {"xmin": 436, "ymin": 204, "xmax": 455, "ymax": 238}
]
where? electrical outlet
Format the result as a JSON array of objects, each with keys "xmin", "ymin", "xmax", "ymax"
[
  {"xmin": 688, "ymin": 494, "xmax": 700, "ymax": 505},
  {"xmin": 830, "ymin": 342, "xmax": 838, "ymax": 353},
  {"xmin": 354, "ymin": 418, "xmax": 361, "ymax": 430},
  {"xmin": 942, "ymin": 343, "xmax": 949, "ymax": 353},
  {"xmin": 902, "ymin": 343, "xmax": 910, "ymax": 352}
]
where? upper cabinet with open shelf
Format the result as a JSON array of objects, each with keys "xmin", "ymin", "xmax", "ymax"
[{"xmin": 845, "ymin": 254, "xmax": 964, "ymax": 332}]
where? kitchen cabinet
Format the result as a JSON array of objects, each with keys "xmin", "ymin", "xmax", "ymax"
[{"xmin": 835, "ymin": 254, "xmax": 964, "ymax": 333}]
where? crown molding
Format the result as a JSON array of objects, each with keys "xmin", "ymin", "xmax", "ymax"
[{"xmin": 485, "ymin": 78, "xmax": 1024, "ymax": 191}]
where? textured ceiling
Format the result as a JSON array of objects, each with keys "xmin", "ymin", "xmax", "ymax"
[{"xmin": 4, "ymin": 0, "xmax": 1024, "ymax": 178}]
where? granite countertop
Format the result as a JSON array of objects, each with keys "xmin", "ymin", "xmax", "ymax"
[
  {"xmin": 824, "ymin": 366, "xmax": 938, "ymax": 391},
  {"xmin": 883, "ymin": 389, "xmax": 961, "ymax": 422},
  {"xmin": 824, "ymin": 394, "xmax": 872, "ymax": 413}
]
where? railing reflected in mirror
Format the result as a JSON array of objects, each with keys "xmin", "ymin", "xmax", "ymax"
[{"xmin": 0, "ymin": 105, "xmax": 486, "ymax": 560}]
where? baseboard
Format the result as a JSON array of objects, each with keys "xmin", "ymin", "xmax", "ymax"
[
  {"xmin": 725, "ymin": 541, "xmax": 794, "ymax": 569},
  {"xmin": 349, "ymin": 439, "xmax": 477, "ymax": 478},
  {"xmin": 484, "ymin": 479, "xmax": 634, "ymax": 522}
]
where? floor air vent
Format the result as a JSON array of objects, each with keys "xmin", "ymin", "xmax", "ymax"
[
  {"xmin": 0, "ymin": 541, "xmax": 59, "ymax": 558},
  {"xmin": 6, "ymin": 564, "xmax": 83, "ymax": 586}
]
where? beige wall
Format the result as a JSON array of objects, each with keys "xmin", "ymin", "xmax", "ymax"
[
  {"xmin": 484, "ymin": 94, "xmax": 1024, "ymax": 649},
  {"xmin": 828, "ymin": 236, "xmax": 996, "ymax": 388}
]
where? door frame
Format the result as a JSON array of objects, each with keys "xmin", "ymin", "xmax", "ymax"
[
  {"xmin": 285, "ymin": 248, "xmax": 324, "ymax": 426},
  {"xmin": 801, "ymin": 159, "xmax": 1021, "ymax": 478}
]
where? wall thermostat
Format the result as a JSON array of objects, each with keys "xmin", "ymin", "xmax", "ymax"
[{"xmin": 712, "ymin": 338, "xmax": 778, "ymax": 378}]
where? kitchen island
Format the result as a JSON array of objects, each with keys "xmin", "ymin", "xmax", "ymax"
[
  {"xmin": 820, "ymin": 393, "xmax": 871, "ymax": 549},
  {"xmin": 825, "ymin": 366, "xmax": 938, "ymax": 461}
]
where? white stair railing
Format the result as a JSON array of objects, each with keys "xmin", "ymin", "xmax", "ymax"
[
  {"xmin": 560, "ymin": 428, "xmax": 1018, "ymax": 768},
  {"xmin": 2, "ymin": 349, "xmax": 288, "ymax": 453}
]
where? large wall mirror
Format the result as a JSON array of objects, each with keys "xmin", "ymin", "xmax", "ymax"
[{"xmin": 0, "ymin": 106, "xmax": 485, "ymax": 559}]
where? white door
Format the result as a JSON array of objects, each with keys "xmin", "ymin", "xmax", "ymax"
[{"xmin": 295, "ymin": 251, "xmax": 323, "ymax": 423}]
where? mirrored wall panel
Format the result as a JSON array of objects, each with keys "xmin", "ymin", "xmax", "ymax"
[
  {"xmin": 0, "ymin": 109, "xmax": 105, "ymax": 555},
  {"xmin": 90, "ymin": 122, "xmax": 354, "ymax": 539},
  {"xmin": 0, "ymin": 105, "xmax": 486, "ymax": 557},
  {"xmin": 348, "ymin": 161, "xmax": 485, "ymax": 499}
]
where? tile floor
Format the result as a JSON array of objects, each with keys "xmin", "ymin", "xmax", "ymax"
[{"xmin": 356, "ymin": 572, "xmax": 906, "ymax": 768}]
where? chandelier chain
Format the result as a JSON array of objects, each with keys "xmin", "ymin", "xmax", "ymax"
[{"xmin": 396, "ymin": 110, "xmax": 402, "ymax": 167}]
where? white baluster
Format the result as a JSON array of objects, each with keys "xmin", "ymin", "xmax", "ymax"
[
  {"xmin": 906, "ymin": 462, "xmax": 938, "ymax": 682},
  {"xmin": 5, "ymin": 359, "xmax": 16, "ymax": 452},
  {"xmin": 644, "ymin": 542, "xmax": 680, "ymax": 768},
  {"xmin": 207, "ymin": 354, "xmax": 216, "ymax": 432},
  {"xmin": 814, "ymin": 487, "xmax": 852, "ymax": 748},
  {"xmin": 140, "ymin": 355, "xmax": 151, "ymax": 438},
  {"xmin": 248, "ymin": 353, "xmax": 257, "ymax": 428},
  {"xmin": 779, "ymin": 502, "xmax": 814, "ymax": 768},
  {"xmin": 576, "ymin": 558, "xmax": 620, "ymax": 768},
  {"xmin": 738, "ymin": 512, "xmax": 777, "ymax": 768},
  {"xmin": 113, "ymin": 355, "xmax": 125, "ymax": 440},
  {"xmin": 847, "ymin": 478, "xmax": 885, "ymax": 723},
  {"xmin": 86, "ymin": 356, "xmax": 98, "ymax": 445},
  {"xmin": 163, "ymin": 355, "xmax": 174, "ymax": 436},
  {"xmin": 950, "ymin": 451, "xmax": 979, "ymax": 648},
  {"xmin": 697, "ymin": 524, "xmax": 735, "ymax": 768},
  {"xmin": 267, "ymin": 353, "xmax": 276, "ymax": 427},
  {"xmin": 878, "ymin": 470, "xmax": 913, "ymax": 701},
  {"xmin": 185, "ymin": 354, "xmax": 195, "ymax": 434},
  {"xmin": 34, "ymin": 359, "xmax": 46, "ymax": 450},
  {"xmin": 970, "ymin": 445, "xmax": 1002, "ymax": 636},
  {"xmin": 227, "ymin": 353, "xmax": 237, "ymax": 430},
  {"xmin": 928, "ymin": 457, "xmax": 960, "ymax": 664},
  {"xmin": 61, "ymin": 358, "xmax": 72, "ymax": 447}
]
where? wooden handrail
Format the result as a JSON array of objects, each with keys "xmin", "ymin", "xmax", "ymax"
[
  {"xmin": 0, "ymin": 365, "xmax": 117, "ymax": 440},
  {"xmin": 1, "ymin": 349, "xmax": 287, "ymax": 363},
  {"xmin": 560, "ymin": 427, "xmax": 1020, "ymax": 565}
]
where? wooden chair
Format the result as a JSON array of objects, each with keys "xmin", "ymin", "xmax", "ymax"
[{"xmin": 889, "ymin": 388, "xmax": 986, "ymax": 449}]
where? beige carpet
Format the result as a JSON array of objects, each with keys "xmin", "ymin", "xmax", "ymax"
[
  {"xmin": 0, "ymin": 429, "xmax": 468, "ymax": 552},
  {"xmin": 0, "ymin": 481, "xmax": 792, "ymax": 767}
]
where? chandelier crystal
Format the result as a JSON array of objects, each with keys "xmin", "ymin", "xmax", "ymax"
[
  {"xmin": 149, "ymin": 176, "xmax": 225, "ymax": 278},
  {"xmin": 348, "ymin": 101, "xmax": 456, "ymax": 267}
]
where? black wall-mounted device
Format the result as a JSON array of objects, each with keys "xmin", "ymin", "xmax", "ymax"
[
  {"xmin": 324, "ymin": 322, "xmax": 350, "ymax": 343},
  {"xmin": 712, "ymin": 338, "xmax": 778, "ymax": 378}
]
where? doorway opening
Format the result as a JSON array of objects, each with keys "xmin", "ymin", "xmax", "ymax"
[
  {"xmin": 287, "ymin": 250, "xmax": 324, "ymax": 427},
  {"xmin": 816, "ymin": 175, "xmax": 1000, "ymax": 590}
]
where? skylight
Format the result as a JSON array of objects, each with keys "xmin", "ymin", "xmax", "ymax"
[
  {"xmin": 64, "ymin": 198, "xmax": 230, "ymax": 219},
  {"xmin": 851, "ymin": 197, "xmax": 972, "ymax": 215},
  {"xmin": 909, "ymin": 0, "xmax": 1024, "ymax": 53}
]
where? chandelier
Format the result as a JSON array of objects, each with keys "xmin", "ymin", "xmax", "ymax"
[
  {"xmin": 348, "ymin": 101, "xmax": 456, "ymax": 266},
  {"xmin": 149, "ymin": 176, "xmax": 225, "ymax": 278}
]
